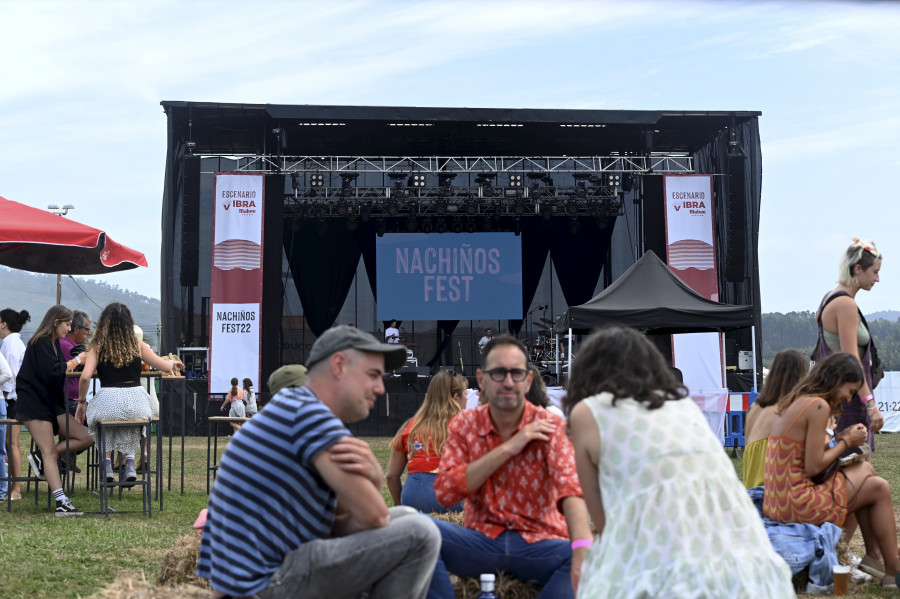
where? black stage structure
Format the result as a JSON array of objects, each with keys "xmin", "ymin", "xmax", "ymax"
[{"xmin": 159, "ymin": 102, "xmax": 762, "ymax": 433}]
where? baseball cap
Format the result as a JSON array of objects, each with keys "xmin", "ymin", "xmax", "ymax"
[
  {"xmin": 267, "ymin": 364, "xmax": 308, "ymax": 395},
  {"xmin": 307, "ymin": 325, "xmax": 407, "ymax": 371}
]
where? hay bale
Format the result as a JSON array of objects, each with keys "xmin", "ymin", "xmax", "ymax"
[
  {"xmin": 90, "ymin": 575, "xmax": 213, "ymax": 599},
  {"xmin": 157, "ymin": 533, "xmax": 209, "ymax": 589},
  {"xmin": 432, "ymin": 512, "xmax": 542, "ymax": 599}
]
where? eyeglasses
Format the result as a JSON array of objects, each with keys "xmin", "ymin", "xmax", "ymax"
[{"xmin": 484, "ymin": 367, "xmax": 529, "ymax": 383}]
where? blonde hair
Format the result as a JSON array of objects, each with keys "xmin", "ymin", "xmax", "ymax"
[
  {"xmin": 89, "ymin": 303, "xmax": 139, "ymax": 368},
  {"xmin": 838, "ymin": 237, "xmax": 881, "ymax": 286},
  {"xmin": 391, "ymin": 370, "xmax": 464, "ymax": 456}
]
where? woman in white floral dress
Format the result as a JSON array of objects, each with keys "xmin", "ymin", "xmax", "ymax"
[{"xmin": 565, "ymin": 326, "xmax": 794, "ymax": 599}]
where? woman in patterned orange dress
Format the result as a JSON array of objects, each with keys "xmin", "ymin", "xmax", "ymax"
[{"xmin": 763, "ymin": 352, "xmax": 900, "ymax": 590}]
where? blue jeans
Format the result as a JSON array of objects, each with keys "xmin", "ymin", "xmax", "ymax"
[
  {"xmin": 427, "ymin": 519, "xmax": 573, "ymax": 599},
  {"xmin": 0, "ymin": 399, "xmax": 7, "ymax": 498},
  {"xmin": 402, "ymin": 472, "xmax": 463, "ymax": 514}
]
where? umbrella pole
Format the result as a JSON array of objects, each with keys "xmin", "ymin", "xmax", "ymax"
[{"xmin": 56, "ymin": 274, "xmax": 61, "ymax": 304}]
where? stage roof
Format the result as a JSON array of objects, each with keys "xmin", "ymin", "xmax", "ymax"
[{"xmin": 160, "ymin": 101, "xmax": 761, "ymax": 157}]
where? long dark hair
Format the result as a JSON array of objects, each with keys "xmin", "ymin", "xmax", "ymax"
[
  {"xmin": 231, "ymin": 377, "xmax": 239, "ymax": 397},
  {"xmin": 29, "ymin": 305, "xmax": 73, "ymax": 345},
  {"xmin": 564, "ymin": 326, "xmax": 687, "ymax": 414},
  {"xmin": 775, "ymin": 352, "xmax": 863, "ymax": 416},
  {"xmin": 755, "ymin": 349, "xmax": 809, "ymax": 408},
  {"xmin": 0, "ymin": 308, "xmax": 31, "ymax": 333}
]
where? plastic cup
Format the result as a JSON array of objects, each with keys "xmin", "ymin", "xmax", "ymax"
[{"xmin": 832, "ymin": 564, "xmax": 851, "ymax": 596}]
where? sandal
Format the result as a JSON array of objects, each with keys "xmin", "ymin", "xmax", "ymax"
[{"xmin": 860, "ymin": 555, "xmax": 886, "ymax": 578}]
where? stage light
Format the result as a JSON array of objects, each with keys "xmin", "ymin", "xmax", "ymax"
[
  {"xmin": 422, "ymin": 218, "xmax": 433, "ymax": 234},
  {"xmin": 605, "ymin": 173, "xmax": 621, "ymax": 187},
  {"xmin": 464, "ymin": 201, "xmax": 477, "ymax": 215},
  {"xmin": 310, "ymin": 173, "xmax": 325, "ymax": 187},
  {"xmin": 570, "ymin": 217, "xmax": 580, "ymax": 235},
  {"xmin": 465, "ymin": 220, "xmax": 477, "ymax": 233},
  {"xmin": 596, "ymin": 216, "xmax": 609, "ymax": 228},
  {"xmin": 475, "ymin": 173, "xmax": 497, "ymax": 198},
  {"xmin": 622, "ymin": 174, "xmax": 635, "ymax": 193},
  {"xmin": 360, "ymin": 205, "xmax": 371, "ymax": 222},
  {"xmin": 438, "ymin": 173, "xmax": 457, "ymax": 197},
  {"xmin": 336, "ymin": 201, "xmax": 348, "ymax": 215},
  {"xmin": 483, "ymin": 216, "xmax": 493, "ymax": 232},
  {"xmin": 291, "ymin": 172, "xmax": 301, "ymax": 192},
  {"xmin": 513, "ymin": 201, "xmax": 526, "ymax": 216},
  {"xmin": 436, "ymin": 219, "xmax": 447, "ymax": 234},
  {"xmin": 388, "ymin": 202, "xmax": 400, "ymax": 216},
  {"xmin": 451, "ymin": 218, "xmax": 463, "ymax": 234},
  {"xmin": 436, "ymin": 201, "xmax": 448, "ymax": 215},
  {"xmin": 514, "ymin": 217, "xmax": 521, "ymax": 236},
  {"xmin": 566, "ymin": 201, "xmax": 578, "ymax": 215},
  {"xmin": 409, "ymin": 174, "xmax": 427, "ymax": 187},
  {"xmin": 346, "ymin": 217, "xmax": 359, "ymax": 231},
  {"xmin": 508, "ymin": 174, "xmax": 523, "ymax": 187},
  {"xmin": 575, "ymin": 182, "xmax": 588, "ymax": 199},
  {"xmin": 375, "ymin": 219, "xmax": 386, "ymax": 237},
  {"xmin": 407, "ymin": 215, "xmax": 417, "ymax": 232}
]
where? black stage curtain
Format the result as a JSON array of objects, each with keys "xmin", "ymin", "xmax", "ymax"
[
  {"xmin": 261, "ymin": 175, "xmax": 285, "ymax": 390},
  {"xmin": 508, "ymin": 219, "xmax": 551, "ymax": 335},
  {"xmin": 283, "ymin": 219, "xmax": 362, "ymax": 336},
  {"xmin": 359, "ymin": 222, "xmax": 378, "ymax": 300},
  {"xmin": 427, "ymin": 319, "xmax": 459, "ymax": 369},
  {"xmin": 550, "ymin": 216, "xmax": 615, "ymax": 307}
]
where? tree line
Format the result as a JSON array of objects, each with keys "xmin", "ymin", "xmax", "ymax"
[{"xmin": 762, "ymin": 312, "xmax": 900, "ymax": 371}]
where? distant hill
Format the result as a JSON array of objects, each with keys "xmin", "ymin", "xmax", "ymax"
[
  {"xmin": 870, "ymin": 310, "xmax": 900, "ymax": 322},
  {"xmin": 0, "ymin": 266, "xmax": 160, "ymax": 346}
]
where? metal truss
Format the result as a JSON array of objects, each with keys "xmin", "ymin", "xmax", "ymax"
[
  {"xmin": 282, "ymin": 187, "xmax": 627, "ymax": 222},
  {"xmin": 199, "ymin": 154, "xmax": 694, "ymax": 175}
]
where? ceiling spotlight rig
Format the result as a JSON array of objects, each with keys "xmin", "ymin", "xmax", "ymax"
[{"xmin": 280, "ymin": 156, "xmax": 654, "ymax": 222}]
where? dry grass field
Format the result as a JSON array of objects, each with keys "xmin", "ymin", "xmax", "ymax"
[{"xmin": 1, "ymin": 433, "xmax": 900, "ymax": 598}]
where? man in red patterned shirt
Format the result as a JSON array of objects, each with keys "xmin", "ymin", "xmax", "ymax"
[{"xmin": 427, "ymin": 334, "xmax": 592, "ymax": 599}]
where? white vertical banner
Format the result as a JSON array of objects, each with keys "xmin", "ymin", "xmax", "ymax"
[
  {"xmin": 664, "ymin": 175, "xmax": 724, "ymax": 391},
  {"xmin": 209, "ymin": 173, "xmax": 265, "ymax": 394}
]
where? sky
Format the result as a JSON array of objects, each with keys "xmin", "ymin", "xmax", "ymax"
[{"xmin": 1, "ymin": 0, "xmax": 898, "ymax": 316}]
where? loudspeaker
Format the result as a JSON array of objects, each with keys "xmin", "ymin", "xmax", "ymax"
[
  {"xmin": 725, "ymin": 156, "xmax": 748, "ymax": 282},
  {"xmin": 399, "ymin": 370, "xmax": 418, "ymax": 383},
  {"xmin": 180, "ymin": 155, "xmax": 201, "ymax": 287}
]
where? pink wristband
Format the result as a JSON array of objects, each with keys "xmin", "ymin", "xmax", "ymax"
[
  {"xmin": 860, "ymin": 393, "xmax": 874, "ymax": 404},
  {"xmin": 571, "ymin": 539, "xmax": 593, "ymax": 550}
]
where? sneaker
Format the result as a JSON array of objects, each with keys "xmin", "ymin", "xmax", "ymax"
[
  {"xmin": 102, "ymin": 458, "xmax": 114, "ymax": 483},
  {"xmin": 54, "ymin": 498, "xmax": 83, "ymax": 517},
  {"xmin": 28, "ymin": 450, "xmax": 45, "ymax": 481},
  {"xmin": 122, "ymin": 458, "xmax": 137, "ymax": 489},
  {"xmin": 68, "ymin": 454, "xmax": 81, "ymax": 474}
]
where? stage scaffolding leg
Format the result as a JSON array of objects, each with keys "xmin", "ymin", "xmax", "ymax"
[{"xmin": 751, "ymin": 325, "xmax": 758, "ymax": 393}]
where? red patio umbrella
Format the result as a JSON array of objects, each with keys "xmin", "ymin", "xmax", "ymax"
[{"xmin": 0, "ymin": 195, "xmax": 148, "ymax": 275}]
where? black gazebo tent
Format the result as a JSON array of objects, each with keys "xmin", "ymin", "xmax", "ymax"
[{"xmin": 558, "ymin": 250, "xmax": 754, "ymax": 334}]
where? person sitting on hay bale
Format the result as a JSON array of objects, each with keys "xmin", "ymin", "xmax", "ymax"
[
  {"xmin": 197, "ymin": 326, "xmax": 440, "ymax": 599},
  {"xmin": 428, "ymin": 334, "xmax": 592, "ymax": 599}
]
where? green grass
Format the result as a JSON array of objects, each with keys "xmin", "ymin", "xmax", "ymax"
[{"xmin": 2, "ymin": 433, "xmax": 900, "ymax": 598}]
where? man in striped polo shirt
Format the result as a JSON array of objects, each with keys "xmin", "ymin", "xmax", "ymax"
[{"xmin": 197, "ymin": 326, "xmax": 441, "ymax": 599}]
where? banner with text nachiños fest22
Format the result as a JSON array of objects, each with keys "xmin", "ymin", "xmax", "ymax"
[{"xmin": 209, "ymin": 173, "xmax": 264, "ymax": 393}]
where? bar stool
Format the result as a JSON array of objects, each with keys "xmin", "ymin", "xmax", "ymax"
[
  {"xmin": 0, "ymin": 419, "xmax": 49, "ymax": 512},
  {"xmin": 97, "ymin": 419, "xmax": 153, "ymax": 517},
  {"xmin": 207, "ymin": 416, "xmax": 250, "ymax": 493}
]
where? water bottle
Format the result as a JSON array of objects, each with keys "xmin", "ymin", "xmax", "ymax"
[{"xmin": 477, "ymin": 573, "xmax": 499, "ymax": 599}]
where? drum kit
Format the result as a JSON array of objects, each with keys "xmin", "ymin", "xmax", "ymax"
[{"xmin": 529, "ymin": 317, "xmax": 561, "ymax": 363}]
